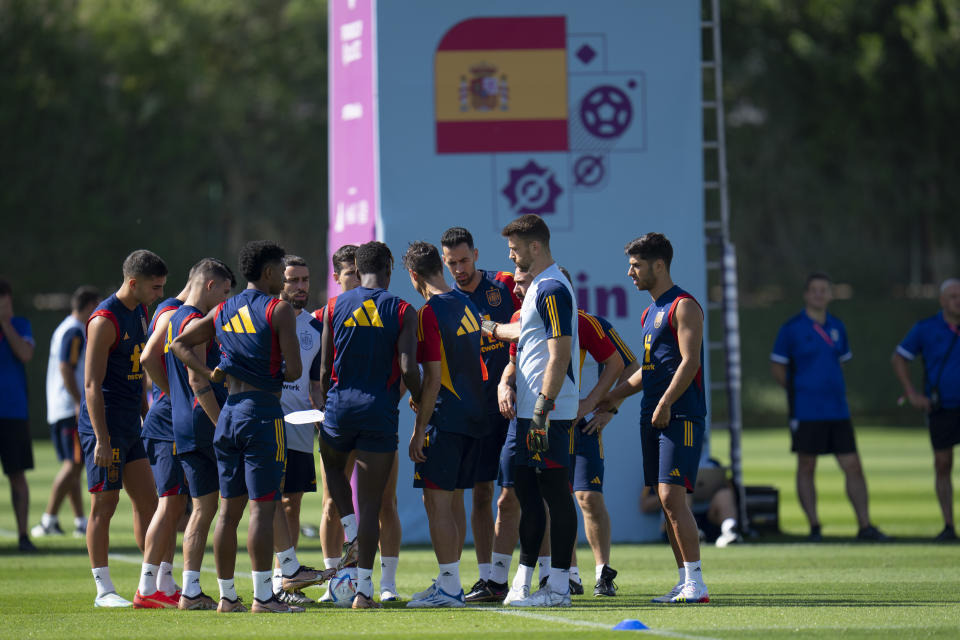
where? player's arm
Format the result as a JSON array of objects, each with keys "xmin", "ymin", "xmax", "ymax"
[
  {"xmin": 398, "ymin": 304, "xmax": 422, "ymax": 405},
  {"xmin": 84, "ymin": 316, "xmax": 116, "ymax": 467},
  {"xmin": 171, "ymin": 307, "xmax": 221, "ymax": 382},
  {"xmin": 601, "ymin": 359, "xmax": 643, "ymax": 406},
  {"xmin": 892, "ymin": 351, "xmax": 929, "ymax": 412},
  {"xmin": 578, "ymin": 317, "xmax": 623, "ymax": 419},
  {"xmin": 586, "ymin": 358, "xmax": 640, "ymax": 434},
  {"xmin": 651, "ymin": 298, "xmax": 703, "ymax": 428},
  {"xmin": 770, "ymin": 362, "xmax": 787, "ymax": 387},
  {"xmin": 481, "ymin": 319, "xmax": 520, "ymax": 343},
  {"xmin": 498, "ymin": 356, "xmax": 517, "ymax": 419},
  {"xmin": 580, "ymin": 351, "xmax": 624, "ymax": 422},
  {"xmin": 0, "ymin": 308, "xmax": 34, "ymax": 363},
  {"xmin": 318, "ymin": 307, "xmax": 334, "ymax": 405},
  {"xmin": 59, "ymin": 330, "xmax": 84, "ymax": 408},
  {"xmin": 141, "ymin": 308, "xmax": 176, "ymax": 395},
  {"xmin": 272, "ymin": 301, "xmax": 302, "ymax": 382},
  {"xmin": 141, "ymin": 375, "xmax": 150, "ymax": 419},
  {"xmin": 770, "ymin": 323, "xmax": 791, "ymax": 388},
  {"xmin": 410, "ymin": 361, "xmax": 440, "ymax": 464}
]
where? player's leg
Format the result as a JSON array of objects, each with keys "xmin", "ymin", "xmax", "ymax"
[
  {"xmin": 135, "ymin": 438, "xmax": 185, "ymax": 607},
  {"xmin": 709, "ymin": 486, "xmax": 742, "ymax": 547},
  {"xmin": 796, "ymin": 453, "xmax": 819, "ymax": 535},
  {"xmin": 318, "ymin": 439, "xmax": 357, "ymax": 543},
  {"xmin": 122, "ymin": 456, "xmax": 160, "ymax": 553},
  {"xmin": 180, "ymin": 488, "xmax": 219, "ymax": 610},
  {"xmin": 472, "ymin": 480, "xmax": 495, "ymax": 574},
  {"xmin": 68, "ymin": 428, "xmax": 86, "ymax": 525},
  {"xmin": 453, "ymin": 487, "xmax": 467, "ymax": 558},
  {"xmin": 417, "ymin": 488, "xmax": 463, "ymax": 603},
  {"xmin": 576, "ymin": 491, "xmax": 614, "ymax": 591},
  {"xmin": 87, "ymin": 489, "xmax": 122, "ymax": 600},
  {"xmin": 933, "ymin": 447, "xmax": 954, "ymax": 534},
  {"xmin": 572, "ymin": 428, "xmax": 613, "ymax": 595},
  {"xmin": 377, "ymin": 452, "xmax": 402, "ymax": 601},
  {"xmin": 213, "ymin": 495, "xmax": 248, "ymax": 611},
  {"xmin": 835, "ymin": 452, "xmax": 870, "ymax": 528},
  {"xmin": 317, "ymin": 451, "xmax": 345, "ymax": 563},
  {"xmin": 508, "ymin": 465, "xmax": 546, "ymax": 599},
  {"xmin": 352, "ymin": 448, "xmax": 394, "ymax": 608},
  {"xmin": 38, "ymin": 421, "xmax": 75, "ymax": 535},
  {"xmin": 9, "ymin": 470, "xmax": 30, "ymax": 540}
]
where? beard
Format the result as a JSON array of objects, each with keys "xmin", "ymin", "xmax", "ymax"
[{"xmin": 282, "ymin": 292, "xmax": 308, "ymax": 309}]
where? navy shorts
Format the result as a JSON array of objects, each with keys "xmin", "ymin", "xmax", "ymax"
[
  {"xmin": 50, "ymin": 416, "xmax": 80, "ymax": 464},
  {"xmin": 641, "ymin": 416, "xmax": 705, "ymax": 492},
  {"xmin": 284, "ymin": 449, "xmax": 318, "ymax": 494},
  {"xmin": 320, "ymin": 422, "xmax": 398, "ymax": 454},
  {"xmin": 79, "ymin": 429, "xmax": 148, "ymax": 492},
  {"xmin": 214, "ymin": 391, "xmax": 286, "ymax": 501},
  {"xmin": 791, "ymin": 419, "xmax": 857, "ymax": 455},
  {"xmin": 144, "ymin": 437, "xmax": 188, "ymax": 497},
  {"xmin": 569, "ymin": 419, "xmax": 605, "ymax": 493},
  {"xmin": 177, "ymin": 446, "xmax": 219, "ymax": 498},
  {"xmin": 0, "ymin": 418, "xmax": 34, "ymax": 475},
  {"xmin": 501, "ymin": 417, "xmax": 574, "ymax": 472},
  {"xmin": 475, "ymin": 413, "xmax": 509, "ymax": 484},
  {"xmin": 414, "ymin": 426, "xmax": 480, "ymax": 492},
  {"xmin": 927, "ymin": 408, "xmax": 960, "ymax": 451}
]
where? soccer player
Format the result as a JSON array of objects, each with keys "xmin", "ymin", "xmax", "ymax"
[
  {"xmin": 892, "ymin": 278, "xmax": 960, "ymax": 541},
  {"xmin": 164, "ymin": 259, "xmax": 235, "ymax": 610},
  {"xmin": 35, "ymin": 286, "xmax": 100, "ymax": 539},
  {"xmin": 439, "ymin": 227, "xmax": 521, "ymax": 603},
  {"xmin": 173, "ymin": 241, "xmax": 332, "ymax": 614},
  {"xmin": 598, "ymin": 233, "xmax": 710, "ymax": 604},
  {"xmin": 78, "ymin": 250, "xmax": 167, "ymax": 607},
  {"xmin": 403, "ymin": 241, "xmax": 487, "ymax": 608},
  {"xmin": 318, "ymin": 241, "xmax": 422, "ymax": 609},
  {"xmin": 771, "ymin": 272, "xmax": 887, "ymax": 542},
  {"xmin": 483, "ymin": 214, "xmax": 580, "ymax": 608}
]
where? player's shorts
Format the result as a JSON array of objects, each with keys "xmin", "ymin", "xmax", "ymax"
[
  {"xmin": 49, "ymin": 416, "xmax": 81, "ymax": 464},
  {"xmin": 214, "ymin": 391, "xmax": 286, "ymax": 501},
  {"xmin": 569, "ymin": 419, "xmax": 605, "ymax": 493},
  {"xmin": 79, "ymin": 429, "xmax": 148, "ymax": 492},
  {"xmin": 502, "ymin": 417, "xmax": 574, "ymax": 472},
  {"xmin": 177, "ymin": 446, "xmax": 219, "ymax": 498},
  {"xmin": 0, "ymin": 418, "xmax": 34, "ymax": 475},
  {"xmin": 144, "ymin": 437, "xmax": 188, "ymax": 497},
  {"xmin": 414, "ymin": 426, "xmax": 480, "ymax": 492},
  {"xmin": 284, "ymin": 449, "xmax": 318, "ymax": 494},
  {"xmin": 320, "ymin": 422, "xmax": 398, "ymax": 454},
  {"xmin": 790, "ymin": 419, "xmax": 857, "ymax": 455},
  {"xmin": 641, "ymin": 416, "xmax": 705, "ymax": 492},
  {"xmin": 928, "ymin": 407, "xmax": 960, "ymax": 451},
  {"xmin": 475, "ymin": 413, "xmax": 509, "ymax": 484}
]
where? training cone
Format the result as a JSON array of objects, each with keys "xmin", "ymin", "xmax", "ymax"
[{"xmin": 613, "ymin": 619, "xmax": 649, "ymax": 631}]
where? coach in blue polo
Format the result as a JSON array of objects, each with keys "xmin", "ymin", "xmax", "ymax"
[{"xmin": 770, "ymin": 272, "xmax": 888, "ymax": 542}]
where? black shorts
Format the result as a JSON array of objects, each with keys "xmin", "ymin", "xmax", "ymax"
[
  {"xmin": 414, "ymin": 427, "xmax": 480, "ymax": 492},
  {"xmin": 928, "ymin": 408, "xmax": 960, "ymax": 451},
  {"xmin": 284, "ymin": 449, "xmax": 318, "ymax": 494},
  {"xmin": 0, "ymin": 418, "xmax": 34, "ymax": 475},
  {"xmin": 790, "ymin": 419, "xmax": 857, "ymax": 455},
  {"xmin": 475, "ymin": 414, "xmax": 509, "ymax": 484}
]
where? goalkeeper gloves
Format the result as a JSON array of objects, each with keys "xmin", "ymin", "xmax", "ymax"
[{"xmin": 527, "ymin": 393, "xmax": 554, "ymax": 453}]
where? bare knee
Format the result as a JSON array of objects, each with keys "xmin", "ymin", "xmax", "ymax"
[
  {"xmin": 575, "ymin": 491, "xmax": 603, "ymax": 516},
  {"xmin": 837, "ymin": 453, "xmax": 864, "ymax": 477},
  {"xmin": 497, "ymin": 488, "xmax": 519, "ymax": 515},
  {"xmin": 90, "ymin": 492, "xmax": 120, "ymax": 519},
  {"xmin": 473, "ymin": 482, "xmax": 494, "ymax": 507}
]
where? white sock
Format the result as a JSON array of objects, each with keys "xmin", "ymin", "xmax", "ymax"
[
  {"xmin": 380, "ymin": 556, "xmax": 399, "ymax": 592},
  {"xmin": 92, "ymin": 566, "xmax": 115, "ymax": 597},
  {"xmin": 596, "ymin": 564, "xmax": 605, "ymax": 582},
  {"xmin": 41, "ymin": 513, "xmax": 57, "ymax": 528},
  {"xmin": 218, "ymin": 577, "xmax": 237, "ymax": 601},
  {"xmin": 513, "ymin": 564, "xmax": 534, "ymax": 590},
  {"xmin": 272, "ymin": 567, "xmax": 283, "ymax": 593},
  {"xmin": 324, "ymin": 557, "xmax": 339, "ymax": 570},
  {"xmin": 158, "ymin": 561, "xmax": 178, "ymax": 595},
  {"xmin": 276, "ymin": 546, "xmax": 301, "ymax": 577},
  {"xmin": 677, "ymin": 567, "xmax": 685, "ymax": 585},
  {"xmin": 182, "ymin": 570, "xmax": 202, "ymax": 598},
  {"xmin": 548, "ymin": 567, "xmax": 570, "ymax": 594},
  {"xmin": 252, "ymin": 570, "xmax": 274, "ymax": 602},
  {"xmin": 477, "ymin": 562, "xmax": 492, "ymax": 582},
  {"xmin": 537, "ymin": 556, "xmax": 551, "ymax": 582},
  {"xmin": 437, "ymin": 561, "xmax": 460, "ymax": 595},
  {"xmin": 357, "ymin": 568, "xmax": 374, "ymax": 598},
  {"xmin": 75, "ymin": 515, "xmax": 87, "ymax": 529},
  {"xmin": 138, "ymin": 562, "xmax": 159, "ymax": 596},
  {"xmin": 491, "ymin": 552, "xmax": 512, "ymax": 584},
  {"xmin": 684, "ymin": 560, "xmax": 703, "ymax": 585},
  {"xmin": 341, "ymin": 514, "xmax": 358, "ymax": 541},
  {"xmin": 569, "ymin": 566, "xmax": 581, "ymax": 585},
  {"xmin": 721, "ymin": 518, "xmax": 737, "ymax": 534}
]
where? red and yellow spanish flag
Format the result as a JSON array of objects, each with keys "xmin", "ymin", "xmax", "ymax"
[{"xmin": 435, "ymin": 16, "xmax": 569, "ymax": 154}]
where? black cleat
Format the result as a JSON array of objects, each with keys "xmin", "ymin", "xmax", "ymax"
[
  {"xmin": 18, "ymin": 535, "xmax": 37, "ymax": 553},
  {"xmin": 593, "ymin": 565, "xmax": 618, "ymax": 597},
  {"xmin": 807, "ymin": 525, "xmax": 823, "ymax": 542},
  {"xmin": 934, "ymin": 525, "xmax": 957, "ymax": 542},
  {"xmin": 464, "ymin": 579, "xmax": 507, "ymax": 603},
  {"xmin": 569, "ymin": 578, "xmax": 584, "ymax": 595},
  {"xmin": 856, "ymin": 524, "xmax": 890, "ymax": 542}
]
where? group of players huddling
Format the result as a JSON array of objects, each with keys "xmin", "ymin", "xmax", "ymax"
[{"xmin": 78, "ymin": 213, "xmax": 709, "ymax": 612}]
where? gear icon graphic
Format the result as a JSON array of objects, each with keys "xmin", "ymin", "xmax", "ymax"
[
  {"xmin": 579, "ymin": 85, "xmax": 633, "ymax": 139},
  {"xmin": 502, "ymin": 160, "xmax": 563, "ymax": 215}
]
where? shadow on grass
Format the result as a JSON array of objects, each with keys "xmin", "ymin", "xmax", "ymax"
[
  {"xmin": 746, "ymin": 533, "xmax": 955, "ymax": 545},
  {"xmin": 0, "ymin": 544, "xmax": 146, "ymax": 557}
]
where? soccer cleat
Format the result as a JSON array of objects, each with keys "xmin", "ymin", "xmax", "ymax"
[
  {"xmin": 411, "ymin": 580, "xmax": 437, "ymax": 601},
  {"xmin": 406, "ymin": 584, "xmax": 465, "ymax": 608},
  {"xmin": 715, "ymin": 528, "xmax": 743, "ymax": 548},
  {"xmin": 651, "ymin": 581, "xmax": 684, "ymax": 603},
  {"xmin": 856, "ymin": 525, "xmax": 890, "ymax": 542},
  {"xmin": 276, "ymin": 589, "xmax": 314, "ymax": 605},
  {"xmin": 807, "ymin": 525, "xmax": 823, "ymax": 542},
  {"xmin": 178, "ymin": 591, "xmax": 217, "ymax": 610},
  {"xmin": 464, "ymin": 579, "xmax": 507, "ymax": 603},
  {"xmin": 31, "ymin": 521, "xmax": 65, "ymax": 537},
  {"xmin": 593, "ymin": 565, "xmax": 618, "ymax": 597},
  {"xmin": 351, "ymin": 592, "xmax": 382, "ymax": 609},
  {"xmin": 94, "ymin": 591, "xmax": 133, "ymax": 608},
  {"xmin": 17, "ymin": 536, "xmax": 38, "ymax": 553},
  {"xmin": 934, "ymin": 525, "xmax": 957, "ymax": 542},
  {"xmin": 507, "ymin": 586, "xmax": 571, "ymax": 608},
  {"xmin": 669, "ymin": 581, "xmax": 710, "ymax": 604},
  {"xmin": 338, "ymin": 537, "xmax": 359, "ymax": 571},
  {"xmin": 251, "ymin": 595, "xmax": 304, "ymax": 613},
  {"xmin": 569, "ymin": 578, "xmax": 584, "ymax": 596},
  {"xmin": 133, "ymin": 589, "xmax": 179, "ymax": 609},
  {"xmin": 281, "ymin": 565, "xmax": 335, "ymax": 592},
  {"xmin": 217, "ymin": 596, "xmax": 247, "ymax": 613},
  {"xmin": 502, "ymin": 583, "xmax": 529, "ymax": 606},
  {"xmin": 379, "ymin": 588, "xmax": 400, "ymax": 602}
]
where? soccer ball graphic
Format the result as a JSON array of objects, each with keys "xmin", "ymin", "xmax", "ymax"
[
  {"xmin": 328, "ymin": 573, "xmax": 357, "ymax": 607},
  {"xmin": 579, "ymin": 85, "xmax": 633, "ymax": 139}
]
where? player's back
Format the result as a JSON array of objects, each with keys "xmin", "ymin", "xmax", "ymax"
[
  {"xmin": 324, "ymin": 286, "xmax": 410, "ymax": 431},
  {"xmin": 46, "ymin": 314, "xmax": 85, "ymax": 423},
  {"xmin": 215, "ymin": 288, "xmax": 285, "ymax": 394},
  {"xmin": 576, "ymin": 310, "xmax": 616, "ymax": 399}
]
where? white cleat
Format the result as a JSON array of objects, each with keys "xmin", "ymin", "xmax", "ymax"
[
  {"xmin": 405, "ymin": 584, "xmax": 465, "ymax": 608},
  {"xmin": 507, "ymin": 586, "xmax": 571, "ymax": 607},
  {"xmin": 651, "ymin": 581, "xmax": 684, "ymax": 603},
  {"xmin": 715, "ymin": 530, "xmax": 742, "ymax": 548},
  {"xmin": 669, "ymin": 581, "xmax": 710, "ymax": 604},
  {"xmin": 411, "ymin": 580, "xmax": 437, "ymax": 601},
  {"xmin": 95, "ymin": 591, "xmax": 133, "ymax": 608},
  {"xmin": 379, "ymin": 588, "xmax": 399, "ymax": 602},
  {"xmin": 502, "ymin": 583, "xmax": 529, "ymax": 606}
]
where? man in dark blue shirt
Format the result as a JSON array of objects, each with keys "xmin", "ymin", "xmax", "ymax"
[{"xmin": 771, "ymin": 272, "xmax": 887, "ymax": 543}]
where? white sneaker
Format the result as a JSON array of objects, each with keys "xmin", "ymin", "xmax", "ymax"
[
  {"xmin": 651, "ymin": 581, "xmax": 683, "ymax": 603},
  {"xmin": 715, "ymin": 529, "xmax": 742, "ymax": 548},
  {"xmin": 508, "ymin": 586, "xmax": 571, "ymax": 608},
  {"xmin": 318, "ymin": 585, "xmax": 333, "ymax": 602},
  {"xmin": 411, "ymin": 580, "xmax": 437, "ymax": 601},
  {"xmin": 31, "ymin": 522, "xmax": 65, "ymax": 537},
  {"xmin": 405, "ymin": 584, "xmax": 465, "ymax": 608},
  {"xmin": 95, "ymin": 591, "xmax": 133, "ymax": 608},
  {"xmin": 502, "ymin": 583, "xmax": 529, "ymax": 605},
  {"xmin": 379, "ymin": 588, "xmax": 399, "ymax": 602},
  {"xmin": 669, "ymin": 581, "xmax": 710, "ymax": 604}
]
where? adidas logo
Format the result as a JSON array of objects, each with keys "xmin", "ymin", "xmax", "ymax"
[
  {"xmin": 670, "ymin": 468, "xmax": 681, "ymax": 477},
  {"xmin": 282, "ymin": 558, "xmax": 292, "ymax": 564},
  {"xmin": 344, "ymin": 300, "xmax": 383, "ymax": 327},
  {"xmin": 191, "ymin": 578, "xmax": 200, "ymax": 584},
  {"xmin": 495, "ymin": 561, "xmax": 505, "ymax": 567},
  {"xmin": 531, "ymin": 453, "xmax": 541, "ymax": 462},
  {"xmin": 263, "ymin": 576, "xmax": 273, "ymax": 583},
  {"xmin": 143, "ymin": 571, "xmax": 154, "ymax": 577},
  {"xmin": 591, "ymin": 476, "xmax": 602, "ymax": 485},
  {"xmin": 221, "ymin": 304, "xmax": 257, "ymax": 333},
  {"xmin": 414, "ymin": 472, "xmax": 421, "ymax": 480},
  {"xmin": 456, "ymin": 306, "xmax": 481, "ymax": 336},
  {"xmin": 123, "ymin": 332, "xmax": 130, "ymax": 340},
  {"xmin": 94, "ymin": 576, "xmax": 102, "ymax": 582}
]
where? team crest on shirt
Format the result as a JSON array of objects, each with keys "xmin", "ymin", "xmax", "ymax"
[
  {"xmin": 830, "ymin": 328, "xmax": 839, "ymax": 342},
  {"xmin": 654, "ymin": 311, "xmax": 665, "ymax": 329},
  {"xmin": 486, "ymin": 288, "xmax": 502, "ymax": 307},
  {"xmin": 299, "ymin": 329, "xmax": 314, "ymax": 350}
]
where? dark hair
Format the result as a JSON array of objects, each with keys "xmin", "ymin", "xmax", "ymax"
[
  {"xmin": 501, "ymin": 214, "xmax": 550, "ymax": 246},
  {"xmin": 122, "ymin": 250, "xmax": 168, "ymax": 279},
  {"xmin": 804, "ymin": 271, "xmax": 832, "ymax": 290},
  {"xmin": 192, "ymin": 258, "xmax": 237, "ymax": 288},
  {"xmin": 624, "ymin": 233, "xmax": 673, "ymax": 270},
  {"xmin": 332, "ymin": 245, "xmax": 358, "ymax": 275},
  {"xmin": 403, "ymin": 241, "xmax": 443, "ymax": 277},
  {"xmin": 238, "ymin": 240, "xmax": 285, "ymax": 282},
  {"xmin": 440, "ymin": 227, "xmax": 474, "ymax": 250},
  {"xmin": 557, "ymin": 265, "xmax": 573, "ymax": 285},
  {"xmin": 71, "ymin": 286, "xmax": 100, "ymax": 312},
  {"xmin": 0, "ymin": 278, "xmax": 11, "ymax": 298},
  {"xmin": 355, "ymin": 241, "xmax": 393, "ymax": 275},
  {"xmin": 283, "ymin": 255, "xmax": 308, "ymax": 269}
]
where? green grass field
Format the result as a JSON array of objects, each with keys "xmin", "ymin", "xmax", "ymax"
[{"xmin": 1, "ymin": 426, "xmax": 958, "ymax": 639}]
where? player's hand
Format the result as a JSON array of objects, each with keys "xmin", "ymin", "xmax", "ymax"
[
  {"xmin": 528, "ymin": 393, "xmax": 553, "ymax": 453},
  {"xmin": 907, "ymin": 391, "xmax": 931, "ymax": 412},
  {"xmin": 576, "ymin": 398, "xmax": 596, "ymax": 422},
  {"xmin": 582, "ymin": 410, "xmax": 613, "ymax": 435},
  {"xmin": 93, "ymin": 438, "xmax": 112, "ymax": 468},
  {"xmin": 409, "ymin": 429, "xmax": 427, "ymax": 463},
  {"xmin": 209, "ymin": 367, "xmax": 225, "ymax": 384},
  {"xmin": 409, "ymin": 396, "xmax": 419, "ymax": 414},
  {"xmin": 652, "ymin": 401, "xmax": 671, "ymax": 429},
  {"xmin": 498, "ymin": 383, "xmax": 516, "ymax": 419},
  {"xmin": 480, "ymin": 319, "xmax": 497, "ymax": 337}
]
